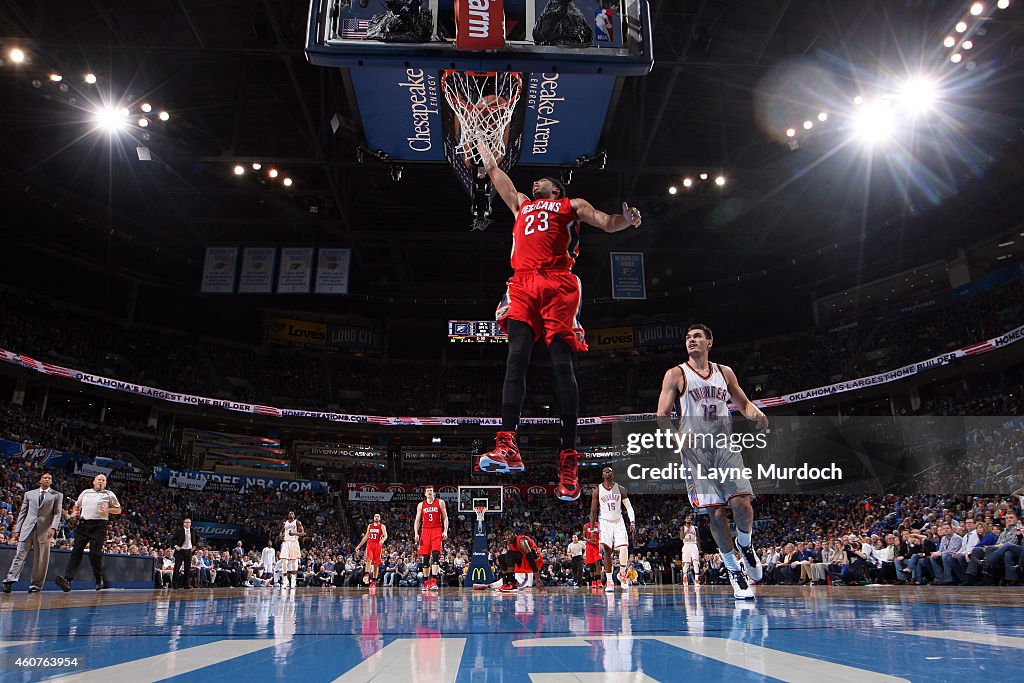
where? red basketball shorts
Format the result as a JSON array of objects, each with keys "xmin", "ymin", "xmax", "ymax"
[
  {"xmin": 418, "ymin": 527, "xmax": 443, "ymax": 556},
  {"xmin": 585, "ymin": 544, "xmax": 601, "ymax": 565},
  {"xmin": 366, "ymin": 543, "xmax": 382, "ymax": 565},
  {"xmin": 496, "ymin": 270, "xmax": 588, "ymax": 352}
]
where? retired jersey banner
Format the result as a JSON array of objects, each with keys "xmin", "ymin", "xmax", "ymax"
[
  {"xmin": 265, "ymin": 316, "xmax": 328, "ymax": 348},
  {"xmin": 238, "ymin": 247, "xmax": 277, "ymax": 294},
  {"xmin": 314, "ymin": 248, "xmax": 351, "ymax": 294},
  {"xmin": 277, "ymin": 247, "xmax": 315, "ymax": 294},
  {"xmin": 610, "ymin": 252, "xmax": 646, "ymax": 299},
  {"xmin": 200, "ymin": 247, "xmax": 237, "ymax": 294}
]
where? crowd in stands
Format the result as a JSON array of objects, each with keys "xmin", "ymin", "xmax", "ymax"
[{"xmin": 2, "ymin": 274, "xmax": 1021, "ymax": 417}]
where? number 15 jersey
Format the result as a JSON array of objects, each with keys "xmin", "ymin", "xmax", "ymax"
[{"xmin": 511, "ymin": 197, "xmax": 580, "ymax": 272}]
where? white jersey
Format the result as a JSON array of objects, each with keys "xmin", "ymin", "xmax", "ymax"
[
  {"xmin": 678, "ymin": 362, "xmax": 730, "ymax": 421},
  {"xmin": 681, "ymin": 525, "xmax": 698, "ymax": 545},
  {"xmin": 283, "ymin": 519, "xmax": 299, "ymax": 540},
  {"xmin": 598, "ymin": 483, "xmax": 624, "ymax": 523}
]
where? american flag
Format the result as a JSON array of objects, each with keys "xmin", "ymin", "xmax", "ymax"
[
  {"xmin": 960, "ymin": 340, "xmax": 996, "ymax": 357},
  {"xmin": 40, "ymin": 361, "xmax": 75, "ymax": 379},
  {"xmin": 253, "ymin": 405, "xmax": 282, "ymax": 417},
  {"xmin": 340, "ymin": 18, "xmax": 370, "ymax": 39}
]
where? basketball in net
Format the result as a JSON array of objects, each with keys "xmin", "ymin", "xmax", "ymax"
[{"xmin": 442, "ymin": 71, "xmax": 522, "ymax": 166}]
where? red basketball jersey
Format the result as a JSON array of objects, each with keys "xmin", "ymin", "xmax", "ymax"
[
  {"xmin": 367, "ymin": 522, "xmax": 384, "ymax": 544},
  {"xmin": 511, "ymin": 197, "xmax": 580, "ymax": 271},
  {"xmin": 583, "ymin": 523, "xmax": 600, "ymax": 548},
  {"xmin": 510, "ymin": 534, "xmax": 537, "ymax": 553},
  {"xmin": 420, "ymin": 500, "xmax": 442, "ymax": 529}
]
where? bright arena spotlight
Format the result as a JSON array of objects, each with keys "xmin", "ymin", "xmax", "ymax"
[
  {"xmin": 158, "ymin": 111, "xmax": 170, "ymax": 121},
  {"xmin": 682, "ymin": 177, "xmax": 693, "ymax": 187},
  {"xmin": 955, "ymin": 21, "xmax": 968, "ymax": 32},
  {"xmin": 283, "ymin": 177, "xmax": 293, "ymax": 187},
  {"xmin": 714, "ymin": 175, "xmax": 726, "ymax": 186},
  {"xmin": 140, "ymin": 103, "xmax": 152, "ymax": 113},
  {"xmin": 9, "ymin": 47, "xmax": 25, "ymax": 63},
  {"xmin": 897, "ymin": 77, "xmax": 938, "ymax": 114},
  {"xmin": 668, "ymin": 185, "xmax": 678, "ymax": 195},
  {"xmin": 970, "ymin": 2, "xmax": 984, "ymax": 14},
  {"xmin": 233, "ymin": 165, "xmax": 245, "ymax": 175},
  {"xmin": 93, "ymin": 106, "xmax": 127, "ymax": 133},
  {"xmin": 786, "ymin": 127, "xmax": 796, "ymax": 137},
  {"xmin": 84, "ymin": 73, "xmax": 97, "ymax": 84},
  {"xmin": 997, "ymin": 0, "xmax": 1009, "ymax": 8},
  {"xmin": 851, "ymin": 100, "xmax": 895, "ymax": 145}
]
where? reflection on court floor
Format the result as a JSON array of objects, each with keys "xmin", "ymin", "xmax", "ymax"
[{"xmin": 0, "ymin": 586, "xmax": 1021, "ymax": 682}]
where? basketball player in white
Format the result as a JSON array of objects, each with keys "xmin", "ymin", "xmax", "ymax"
[
  {"xmin": 589, "ymin": 466, "xmax": 636, "ymax": 593},
  {"xmin": 657, "ymin": 324, "xmax": 768, "ymax": 600},
  {"xmin": 280, "ymin": 511, "xmax": 305, "ymax": 589},
  {"xmin": 680, "ymin": 516, "xmax": 701, "ymax": 586}
]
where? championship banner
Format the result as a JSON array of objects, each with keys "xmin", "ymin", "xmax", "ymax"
[
  {"xmin": 3, "ymin": 322, "xmax": 1023, "ymax": 421},
  {"xmin": 265, "ymin": 316, "xmax": 328, "ymax": 348},
  {"xmin": 200, "ymin": 247, "xmax": 237, "ymax": 294},
  {"xmin": 314, "ymin": 248, "xmax": 351, "ymax": 295},
  {"xmin": 610, "ymin": 252, "xmax": 646, "ymax": 300},
  {"xmin": 238, "ymin": 247, "xmax": 277, "ymax": 294},
  {"xmin": 277, "ymin": 247, "xmax": 315, "ymax": 294},
  {"xmin": 586, "ymin": 326, "xmax": 635, "ymax": 351}
]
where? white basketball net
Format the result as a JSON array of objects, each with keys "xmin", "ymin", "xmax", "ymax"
[
  {"xmin": 474, "ymin": 505, "xmax": 488, "ymax": 523},
  {"xmin": 442, "ymin": 71, "xmax": 522, "ymax": 165}
]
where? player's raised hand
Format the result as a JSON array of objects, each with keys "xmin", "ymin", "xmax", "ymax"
[
  {"xmin": 622, "ymin": 202, "xmax": 642, "ymax": 227},
  {"xmin": 475, "ymin": 136, "xmax": 496, "ymax": 170},
  {"xmin": 753, "ymin": 411, "xmax": 769, "ymax": 432}
]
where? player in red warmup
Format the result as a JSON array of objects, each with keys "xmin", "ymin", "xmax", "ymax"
[
  {"xmin": 495, "ymin": 531, "xmax": 546, "ymax": 592},
  {"xmin": 583, "ymin": 521, "xmax": 603, "ymax": 588},
  {"xmin": 413, "ymin": 486, "xmax": 448, "ymax": 592},
  {"xmin": 476, "ymin": 138, "xmax": 642, "ymax": 501},
  {"xmin": 354, "ymin": 513, "xmax": 388, "ymax": 588}
]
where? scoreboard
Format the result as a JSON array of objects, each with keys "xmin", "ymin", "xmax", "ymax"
[{"xmin": 448, "ymin": 320, "xmax": 508, "ymax": 343}]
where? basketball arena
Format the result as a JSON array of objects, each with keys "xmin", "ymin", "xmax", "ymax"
[{"xmin": 1, "ymin": 1, "xmax": 1023, "ymax": 681}]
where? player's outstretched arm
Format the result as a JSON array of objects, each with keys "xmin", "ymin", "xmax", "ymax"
[
  {"xmin": 721, "ymin": 365, "xmax": 768, "ymax": 431},
  {"xmin": 656, "ymin": 366, "xmax": 682, "ymax": 430},
  {"xmin": 476, "ymin": 138, "xmax": 528, "ymax": 214},
  {"xmin": 572, "ymin": 199, "xmax": 642, "ymax": 233},
  {"xmin": 589, "ymin": 487, "xmax": 600, "ymax": 529}
]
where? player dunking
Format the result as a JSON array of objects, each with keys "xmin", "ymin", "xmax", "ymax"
[
  {"xmin": 280, "ymin": 511, "xmax": 305, "ymax": 589},
  {"xmin": 414, "ymin": 486, "xmax": 448, "ymax": 592},
  {"xmin": 583, "ymin": 520, "xmax": 603, "ymax": 588},
  {"xmin": 656, "ymin": 324, "xmax": 768, "ymax": 600},
  {"xmin": 475, "ymin": 137, "xmax": 642, "ymax": 501},
  {"xmin": 354, "ymin": 513, "xmax": 388, "ymax": 588},
  {"xmin": 589, "ymin": 466, "xmax": 636, "ymax": 593}
]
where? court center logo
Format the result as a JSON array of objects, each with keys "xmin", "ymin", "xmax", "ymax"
[{"xmin": 398, "ymin": 68, "xmax": 439, "ymax": 152}]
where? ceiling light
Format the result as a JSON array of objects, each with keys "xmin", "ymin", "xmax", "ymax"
[
  {"xmin": 785, "ymin": 127, "xmax": 796, "ymax": 137},
  {"xmin": 853, "ymin": 95, "xmax": 864, "ymax": 105},
  {"xmin": 714, "ymin": 176, "xmax": 726, "ymax": 186},
  {"xmin": 851, "ymin": 101, "xmax": 895, "ymax": 146},
  {"xmin": 817, "ymin": 112, "xmax": 828, "ymax": 122},
  {"xmin": 962, "ymin": 40, "xmax": 973, "ymax": 49},
  {"xmin": 943, "ymin": 36, "xmax": 956, "ymax": 48},
  {"xmin": 9, "ymin": 48, "xmax": 25, "ymax": 63},
  {"xmin": 283, "ymin": 178, "xmax": 293, "ymax": 187},
  {"xmin": 138, "ymin": 117, "xmax": 149, "ymax": 127},
  {"xmin": 158, "ymin": 111, "xmax": 169, "ymax": 121},
  {"xmin": 48, "ymin": 73, "xmax": 62, "ymax": 82},
  {"xmin": 682, "ymin": 178, "xmax": 693, "ymax": 187},
  {"xmin": 119, "ymin": 107, "xmax": 130, "ymax": 117},
  {"xmin": 668, "ymin": 186, "xmax": 678, "ymax": 195},
  {"xmin": 252, "ymin": 162, "xmax": 262, "ymax": 171},
  {"xmin": 899, "ymin": 77, "xmax": 937, "ymax": 114},
  {"xmin": 699, "ymin": 172, "xmax": 708, "ymax": 180},
  {"xmin": 94, "ymin": 107, "xmax": 127, "ymax": 133},
  {"xmin": 970, "ymin": 3, "xmax": 984, "ymax": 15},
  {"xmin": 997, "ymin": 0, "xmax": 1009, "ymax": 9},
  {"xmin": 803, "ymin": 120, "xmax": 813, "ymax": 130},
  {"xmin": 950, "ymin": 53, "xmax": 962, "ymax": 63},
  {"xmin": 140, "ymin": 103, "xmax": 152, "ymax": 113},
  {"xmin": 997, "ymin": 240, "xmax": 1014, "ymax": 247},
  {"xmin": 84, "ymin": 73, "xmax": 97, "ymax": 84},
  {"xmin": 955, "ymin": 21, "xmax": 967, "ymax": 32},
  {"xmin": 269, "ymin": 169, "xmax": 279, "ymax": 178},
  {"xmin": 233, "ymin": 165, "xmax": 245, "ymax": 175}
]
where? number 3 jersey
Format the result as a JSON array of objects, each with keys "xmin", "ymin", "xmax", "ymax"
[{"xmin": 511, "ymin": 196, "xmax": 580, "ymax": 271}]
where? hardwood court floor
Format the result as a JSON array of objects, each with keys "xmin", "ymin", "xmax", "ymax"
[{"xmin": 0, "ymin": 584, "xmax": 1021, "ymax": 681}]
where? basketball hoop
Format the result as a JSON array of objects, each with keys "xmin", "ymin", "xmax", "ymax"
[
  {"xmin": 474, "ymin": 504, "xmax": 488, "ymax": 524},
  {"xmin": 442, "ymin": 71, "xmax": 522, "ymax": 166}
]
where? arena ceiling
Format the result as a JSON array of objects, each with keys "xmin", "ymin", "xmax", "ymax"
[{"xmin": 1, "ymin": 0, "xmax": 1023, "ymax": 336}]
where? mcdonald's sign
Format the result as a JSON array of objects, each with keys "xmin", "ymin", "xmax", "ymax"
[{"xmin": 471, "ymin": 567, "xmax": 488, "ymax": 582}]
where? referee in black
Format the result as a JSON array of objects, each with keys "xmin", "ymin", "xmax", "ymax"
[{"xmin": 55, "ymin": 474, "xmax": 122, "ymax": 592}]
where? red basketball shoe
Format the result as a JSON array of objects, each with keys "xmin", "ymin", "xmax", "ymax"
[
  {"xmin": 555, "ymin": 449, "xmax": 581, "ymax": 501},
  {"xmin": 478, "ymin": 431, "xmax": 524, "ymax": 473}
]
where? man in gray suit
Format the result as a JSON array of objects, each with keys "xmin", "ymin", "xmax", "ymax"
[{"xmin": 2, "ymin": 472, "xmax": 64, "ymax": 593}]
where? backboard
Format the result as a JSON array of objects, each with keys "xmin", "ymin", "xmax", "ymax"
[
  {"xmin": 457, "ymin": 485, "xmax": 504, "ymax": 514},
  {"xmin": 307, "ymin": 1, "xmax": 652, "ymax": 75}
]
